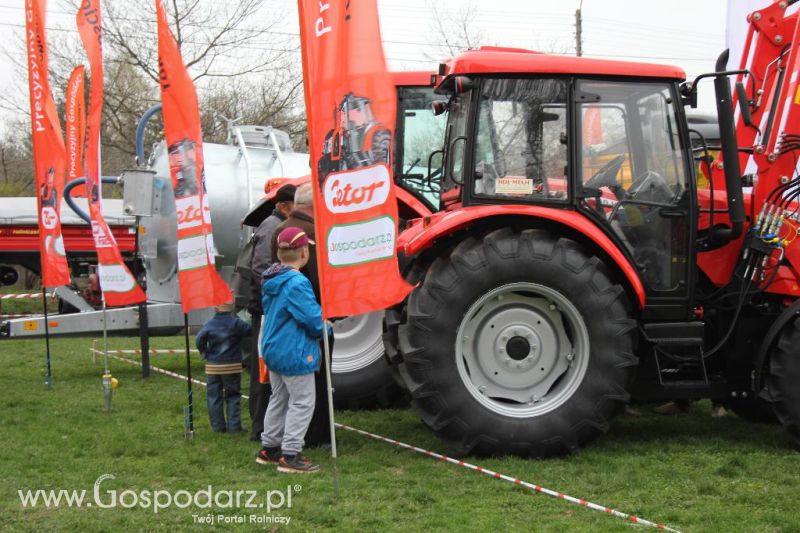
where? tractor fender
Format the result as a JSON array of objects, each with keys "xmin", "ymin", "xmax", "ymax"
[
  {"xmin": 399, "ymin": 205, "xmax": 646, "ymax": 308},
  {"xmin": 753, "ymin": 298, "xmax": 800, "ymax": 391},
  {"xmin": 395, "ymin": 187, "xmax": 434, "ymax": 219}
]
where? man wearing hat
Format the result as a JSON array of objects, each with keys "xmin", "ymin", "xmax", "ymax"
[
  {"xmin": 232, "ymin": 181, "xmax": 296, "ymax": 441},
  {"xmin": 270, "ymin": 183, "xmax": 331, "ymax": 447}
]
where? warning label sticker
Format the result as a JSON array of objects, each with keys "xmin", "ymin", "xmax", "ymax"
[{"xmin": 495, "ymin": 177, "xmax": 534, "ymax": 195}]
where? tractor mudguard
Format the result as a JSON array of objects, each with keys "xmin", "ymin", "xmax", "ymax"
[{"xmin": 399, "ymin": 204, "xmax": 646, "ymax": 308}]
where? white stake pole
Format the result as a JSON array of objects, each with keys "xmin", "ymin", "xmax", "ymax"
[{"xmin": 321, "ymin": 318, "xmax": 339, "ymax": 497}]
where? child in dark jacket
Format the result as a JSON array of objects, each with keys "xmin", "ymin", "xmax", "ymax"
[
  {"xmin": 255, "ymin": 227, "xmax": 326, "ymax": 474},
  {"xmin": 196, "ymin": 303, "xmax": 252, "ymax": 433}
]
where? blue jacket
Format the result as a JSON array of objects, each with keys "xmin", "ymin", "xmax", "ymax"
[
  {"xmin": 195, "ymin": 313, "xmax": 252, "ymax": 364},
  {"xmin": 260, "ymin": 264, "xmax": 324, "ymax": 375}
]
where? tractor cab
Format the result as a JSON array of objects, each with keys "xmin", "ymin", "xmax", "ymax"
[{"xmin": 431, "ymin": 48, "xmax": 697, "ymax": 319}]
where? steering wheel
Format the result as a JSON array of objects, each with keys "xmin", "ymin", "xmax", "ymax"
[
  {"xmin": 585, "ymin": 154, "xmax": 625, "ymax": 197},
  {"xmin": 625, "ymin": 170, "xmax": 674, "ymax": 204}
]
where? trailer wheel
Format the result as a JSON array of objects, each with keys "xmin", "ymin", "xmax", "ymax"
[
  {"xmin": 396, "ymin": 228, "xmax": 637, "ymax": 457},
  {"xmin": 331, "ymin": 311, "xmax": 403, "ymax": 409},
  {"xmin": 765, "ymin": 316, "xmax": 800, "ymax": 444}
]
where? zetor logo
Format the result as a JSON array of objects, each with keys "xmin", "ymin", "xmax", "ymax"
[
  {"xmin": 324, "ymin": 165, "xmax": 390, "ymax": 214},
  {"xmin": 176, "ymin": 196, "xmax": 203, "ymax": 230}
]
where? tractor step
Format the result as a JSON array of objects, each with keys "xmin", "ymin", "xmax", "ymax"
[
  {"xmin": 643, "ymin": 321, "xmax": 705, "ymax": 347},
  {"xmin": 629, "ymin": 379, "xmax": 728, "ymax": 402}
]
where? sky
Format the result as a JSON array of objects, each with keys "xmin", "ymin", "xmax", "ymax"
[{"xmin": 0, "ymin": 0, "xmax": 730, "ymax": 131}]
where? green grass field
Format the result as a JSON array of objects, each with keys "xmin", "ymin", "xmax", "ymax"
[{"xmin": 1, "ymin": 335, "xmax": 799, "ymax": 532}]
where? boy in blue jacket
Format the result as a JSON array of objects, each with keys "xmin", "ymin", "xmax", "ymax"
[
  {"xmin": 256, "ymin": 227, "xmax": 326, "ymax": 474},
  {"xmin": 196, "ymin": 302, "xmax": 252, "ymax": 433}
]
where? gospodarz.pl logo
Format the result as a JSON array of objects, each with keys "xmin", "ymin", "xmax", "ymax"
[{"xmin": 18, "ymin": 474, "xmax": 298, "ymax": 525}]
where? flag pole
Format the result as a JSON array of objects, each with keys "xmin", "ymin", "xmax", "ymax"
[
  {"xmin": 321, "ymin": 318, "xmax": 339, "ymax": 497},
  {"xmin": 42, "ymin": 287, "xmax": 53, "ymax": 389},
  {"xmin": 101, "ymin": 297, "xmax": 113, "ymax": 413},
  {"xmin": 184, "ymin": 313, "xmax": 195, "ymax": 441}
]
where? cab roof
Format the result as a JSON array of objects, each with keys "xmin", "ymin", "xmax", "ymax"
[
  {"xmin": 442, "ymin": 46, "xmax": 686, "ymax": 81},
  {"xmin": 391, "ymin": 70, "xmax": 436, "ymax": 87}
]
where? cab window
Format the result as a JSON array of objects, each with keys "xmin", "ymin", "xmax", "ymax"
[{"xmin": 472, "ymin": 78, "xmax": 569, "ymax": 202}]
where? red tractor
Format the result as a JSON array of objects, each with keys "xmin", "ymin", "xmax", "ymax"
[
  {"xmin": 318, "ymin": 93, "xmax": 392, "ymax": 187},
  {"xmin": 384, "ymin": 3, "xmax": 800, "ymax": 458}
]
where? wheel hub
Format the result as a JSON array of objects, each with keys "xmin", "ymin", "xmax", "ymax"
[
  {"xmin": 456, "ymin": 282, "xmax": 589, "ymax": 418},
  {"xmin": 506, "ymin": 336, "xmax": 532, "ymax": 361}
]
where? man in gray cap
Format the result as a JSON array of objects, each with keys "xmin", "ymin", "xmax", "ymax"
[{"xmin": 235, "ymin": 182, "xmax": 296, "ymax": 440}]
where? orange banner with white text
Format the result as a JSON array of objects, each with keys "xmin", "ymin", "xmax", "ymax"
[
  {"xmin": 155, "ymin": 0, "xmax": 232, "ymax": 313},
  {"xmin": 297, "ymin": 0, "xmax": 413, "ymax": 319},
  {"xmin": 77, "ymin": 0, "xmax": 145, "ymax": 307},
  {"xmin": 25, "ymin": 0, "xmax": 71, "ymax": 288},
  {"xmin": 65, "ymin": 66, "xmax": 86, "ymax": 198}
]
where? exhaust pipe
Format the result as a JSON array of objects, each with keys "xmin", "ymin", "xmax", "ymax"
[{"xmin": 712, "ymin": 49, "xmax": 745, "ymax": 243}]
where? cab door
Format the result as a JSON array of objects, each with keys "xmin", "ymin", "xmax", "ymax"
[{"xmin": 576, "ymin": 79, "xmax": 696, "ymax": 320}]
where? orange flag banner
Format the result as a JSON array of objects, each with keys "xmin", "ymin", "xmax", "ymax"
[
  {"xmin": 155, "ymin": 0, "xmax": 232, "ymax": 313},
  {"xmin": 77, "ymin": 0, "xmax": 145, "ymax": 307},
  {"xmin": 25, "ymin": 0, "xmax": 71, "ymax": 288},
  {"xmin": 65, "ymin": 66, "xmax": 86, "ymax": 198},
  {"xmin": 298, "ymin": 0, "xmax": 413, "ymax": 318}
]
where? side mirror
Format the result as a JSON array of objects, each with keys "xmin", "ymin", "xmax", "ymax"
[
  {"xmin": 453, "ymin": 75, "xmax": 474, "ymax": 94},
  {"xmin": 432, "ymin": 100, "xmax": 448, "ymax": 116}
]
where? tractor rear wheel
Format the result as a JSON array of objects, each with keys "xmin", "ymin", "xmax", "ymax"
[
  {"xmin": 395, "ymin": 228, "xmax": 638, "ymax": 457},
  {"xmin": 765, "ymin": 316, "xmax": 800, "ymax": 444},
  {"xmin": 331, "ymin": 311, "xmax": 403, "ymax": 409},
  {"xmin": 370, "ymin": 129, "xmax": 392, "ymax": 166}
]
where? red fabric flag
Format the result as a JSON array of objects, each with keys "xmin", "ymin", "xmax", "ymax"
[
  {"xmin": 65, "ymin": 66, "xmax": 86, "ymax": 197},
  {"xmin": 155, "ymin": 0, "xmax": 232, "ymax": 313},
  {"xmin": 583, "ymin": 107, "xmax": 603, "ymax": 146},
  {"xmin": 25, "ymin": 0, "xmax": 71, "ymax": 288},
  {"xmin": 77, "ymin": 0, "xmax": 145, "ymax": 307},
  {"xmin": 298, "ymin": 0, "xmax": 413, "ymax": 319}
]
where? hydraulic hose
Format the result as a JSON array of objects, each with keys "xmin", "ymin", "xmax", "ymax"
[
  {"xmin": 63, "ymin": 176, "xmax": 121, "ymax": 224},
  {"xmin": 135, "ymin": 104, "xmax": 163, "ymax": 166}
]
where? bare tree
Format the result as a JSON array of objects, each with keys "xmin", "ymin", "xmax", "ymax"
[
  {"xmin": 425, "ymin": 0, "xmax": 487, "ymax": 60},
  {"xmin": 0, "ymin": 0, "xmax": 306, "ymax": 195}
]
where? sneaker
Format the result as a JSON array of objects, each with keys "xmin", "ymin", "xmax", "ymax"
[
  {"xmin": 277, "ymin": 453, "xmax": 320, "ymax": 474},
  {"xmin": 710, "ymin": 404, "xmax": 729, "ymax": 418},
  {"xmin": 255, "ymin": 446, "xmax": 281, "ymax": 465}
]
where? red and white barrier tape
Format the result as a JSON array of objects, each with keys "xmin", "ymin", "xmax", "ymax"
[
  {"xmin": 1, "ymin": 292, "xmax": 45, "ymax": 300},
  {"xmin": 96, "ymin": 349, "xmax": 682, "ymax": 533},
  {"xmin": 95, "ymin": 347, "xmax": 199, "ymax": 355},
  {"xmin": 335, "ymin": 424, "xmax": 681, "ymax": 532},
  {"xmin": 92, "ymin": 349, "xmax": 206, "ymax": 388}
]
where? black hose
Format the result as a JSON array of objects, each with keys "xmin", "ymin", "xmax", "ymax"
[{"xmin": 63, "ymin": 176, "xmax": 121, "ymax": 224}]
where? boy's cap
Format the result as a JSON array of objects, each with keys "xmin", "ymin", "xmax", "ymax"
[{"xmin": 277, "ymin": 227, "xmax": 314, "ymax": 249}]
